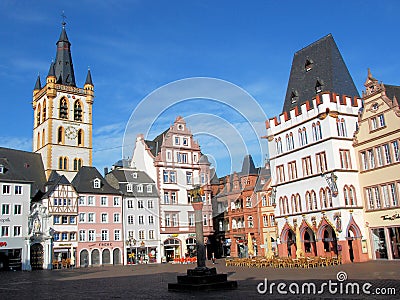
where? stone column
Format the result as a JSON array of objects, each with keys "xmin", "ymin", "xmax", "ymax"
[{"xmin": 192, "ymin": 200, "xmax": 206, "ymax": 269}]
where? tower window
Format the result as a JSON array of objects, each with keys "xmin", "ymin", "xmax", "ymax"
[
  {"xmin": 77, "ymin": 129, "xmax": 83, "ymax": 146},
  {"xmin": 57, "ymin": 127, "xmax": 64, "ymax": 144},
  {"xmin": 74, "ymin": 101, "xmax": 82, "ymax": 121},
  {"xmin": 42, "ymin": 100, "xmax": 47, "ymax": 121},
  {"xmin": 37, "ymin": 104, "xmax": 41, "ymax": 125},
  {"xmin": 59, "ymin": 98, "xmax": 68, "ymax": 119},
  {"xmin": 73, "ymin": 158, "xmax": 82, "ymax": 171},
  {"xmin": 59, "ymin": 156, "xmax": 68, "ymax": 170}
]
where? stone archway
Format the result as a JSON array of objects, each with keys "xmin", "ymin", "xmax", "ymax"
[
  {"xmin": 80, "ymin": 249, "xmax": 89, "ymax": 267},
  {"xmin": 102, "ymin": 249, "xmax": 111, "ymax": 264},
  {"xmin": 91, "ymin": 249, "xmax": 100, "ymax": 265},
  {"xmin": 113, "ymin": 248, "xmax": 121, "ymax": 265}
]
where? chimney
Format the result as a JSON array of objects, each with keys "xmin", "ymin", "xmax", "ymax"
[{"xmin": 104, "ymin": 167, "xmax": 109, "ymax": 176}]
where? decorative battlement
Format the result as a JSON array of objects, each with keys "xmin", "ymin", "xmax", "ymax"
[{"xmin": 266, "ymin": 92, "xmax": 362, "ymax": 132}]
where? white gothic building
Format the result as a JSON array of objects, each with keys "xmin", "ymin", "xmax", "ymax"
[{"xmin": 266, "ymin": 34, "xmax": 369, "ymax": 263}]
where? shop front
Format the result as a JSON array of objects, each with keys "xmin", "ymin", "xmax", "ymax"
[
  {"xmin": 370, "ymin": 226, "xmax": 400, "ymax": 259},
  {"xmin": 0, "ymin": 245, "xmax": 22, "ymax": 271},
  {"xmin": 163, "ymin": 238, "xmax": 180, "ymax": 262}
]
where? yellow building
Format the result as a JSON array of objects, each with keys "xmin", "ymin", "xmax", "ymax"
[{"xmin": 354, "ymin": 69, "xmax": 400, "ymax": 260}]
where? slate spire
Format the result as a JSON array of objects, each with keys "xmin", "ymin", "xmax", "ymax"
[
  {"xmin": 53, "ymin": 20, "xmax": 76, "ymax": 86},
  {"xmin": 241, "ymin": 154, "xmax": 257, "ymax": 175},
  {"xmin": 34, "ymin": 75, "xmax": 41, "ymax": 90},
  {"xmin": 282, "ymin": 34, "xmax": 359, "ymax": 113},
  {"xmin": 85, "ymin": 68, "xmax": 93, "ymax": 86}
]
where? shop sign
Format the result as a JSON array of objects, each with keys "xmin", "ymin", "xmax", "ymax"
[
  {"xmin": 0, "ymin": 242, "xmax": 7, "ymax": 247},
  {"xmin": 99, "ymin": 242, "xmax": 112, "ymax": 247},
  {"xmin": 381, "ymin": 213, "xmax": 400, "ymax": 221}
]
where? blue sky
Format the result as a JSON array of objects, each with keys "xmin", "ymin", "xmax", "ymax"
[{"xmin": 1, "ymin": 0, "xmax": 399, "ymax": 177}]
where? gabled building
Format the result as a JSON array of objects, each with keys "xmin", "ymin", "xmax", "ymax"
[
  {"xmin": 254, "ymin": 165, "xmax": 276, "ymax": 257},
  {"xmin": 0, "ymin": 147, "xmax": 46, "ymax": 271},
  {"xmin": 266, "ymin": 34, "xmax": 368, "ymax": 263},
  {"xmin": 32, "ymin": 21, "xmax": 94, "ymax": 181},
  {"xmin": 354, "ymin": 70, "xmax": 400, "ymax": 260},
  {"xmin": 106, "ymin": 167, "xmax": 161, "ymax": 264},
  {"xmin": 131, "ymin": 116, "xmax": 214, "ymax": 262},
  {"xmin": 212, "ymin": 155, "xmax": 261, "ymax": 258},
  {"xmin": 38, "ymin": 171, "xmax": 79, "ymax": 268},
  {"xmin": 72, "ymin": 167, "xmax": 123, "ymax": 267}
]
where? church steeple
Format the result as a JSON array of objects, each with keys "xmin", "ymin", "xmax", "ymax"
[{"xmin": 54, "ymin": 21, "xmax": 76, "ymax": 86}]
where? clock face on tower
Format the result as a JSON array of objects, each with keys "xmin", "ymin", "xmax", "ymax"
[{"xmin": 65, "ymin": 126, "xmax": 78, "ymax": 139}]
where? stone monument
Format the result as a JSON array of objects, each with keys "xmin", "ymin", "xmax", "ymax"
[{"xmin": 168, "ymin": 185, "xmax": 237, "ymax": 291}]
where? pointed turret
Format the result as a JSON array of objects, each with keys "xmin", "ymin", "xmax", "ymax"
[
  {"xmin": 85, "ymin": 69, "xmax": 93, "ymax": 86},
  {"xmin": 54, "ymin": 21, "xmax": 76, "ymax": 86},
  {"xmin": 34, "ymin": 75, "xmax": 41, "ymax": 91},
  {"xmin": 241, "ymin": 154, "xmax": 257, "ymax": 175}
]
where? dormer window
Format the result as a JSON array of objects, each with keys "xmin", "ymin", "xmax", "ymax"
[
  {"xmin": 146, "ymin": 185, "xmax": 152, "ymax": 193},
  {"xmin": 291, "ymin": 90, "xmax": 299, "ymax": 104},
  {"xmin": 132, "ymin": 172, "xmax": 137, "ymax": 179},
  {"xmin": 315, "ymin": 79, "xmax": 324, "ymax": 94},
  {"xmin": 0, "ymin": 165, "xmax": 4, "ymax": 174},
  {"xmin": 305, "ymin": 59, "xmax": 314, "ymax": 72},
  {"xmin": 137, "ymin": 184, "xmax": 143, "ymax": 193},
  {"xmin": 127, "ymin": 183, "xmax": 133, "ymax": 192},
  {"xmin": 93, "ymin": 178, "xmax": 101, "ymax": 189}
]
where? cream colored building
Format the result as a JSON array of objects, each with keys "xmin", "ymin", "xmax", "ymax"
[{"xmin": 354, "ymin": 69, "xmax": 400, "ymax": 260}]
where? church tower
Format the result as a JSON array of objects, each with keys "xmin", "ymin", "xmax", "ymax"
[{"xmin": 32, "ymin": 21, "xmax": 94, "ymax": 181}]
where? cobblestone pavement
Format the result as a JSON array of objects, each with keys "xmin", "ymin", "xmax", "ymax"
[{"xmin": 0, "ymin": 260, "xmax": 399, "ymax": 299}]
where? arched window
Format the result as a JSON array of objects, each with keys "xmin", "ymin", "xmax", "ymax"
[
  {"xmin": 58, "ymin": 127, "xmax": 64, "ymax": 144},
  {"xmin": 58, "ymin": 157, "xmax": 68, "ymax": 170},
  {"xmin": 320, "ymin": 188, "xmax": 327, "ymax": 209},
  {"xmin": 336, "ymin": 118, "xmax": 347, "ymax": 137},
  {"xmin": 42, "ymin": 128, "xmax": 45, "ymax": 146},
  {"xmin": 37, "ymin": 132, "xmax": 41, "ymax": 149},
  {"xmin": 312, "ymin": 190, "xmax": 317, "ymax": 210},
  {"xmin": 74, "ymin": 100, "xmax": 82, "ymax": 121},
  {"xmin": 312, "ymin": 123, "xmax": 317, "ymax": 141},
  {"xmin": 296, "ymin": 194, "xmax": 302, "ymax": 212},
  {"xmin": 74, "ymin": 158, "xmax": 83, "ymax": 171},
  {"xmin": 298, "ymin": 129, "xmax": 303, "ymax": 146},
  {"xmin": 343, "ymin": 185, "xmax": 349, "ymax": 206},
  {"xmin": 289, "ymin": 132, "xmax": 294, "ymax": 150},
  {"xmin": 78, "ymin": 129, "xmax": 83, "ymax": 146},
  {"xmin": 286, "ymin": 134, "xmax": 290, "ymax": 151},
  {"xmin": 59, "ymin": 98, "xmax": 68, "ymax": 119},
  {"xmin": 37, "ymin": 104, "xmax": 41, "ymax": 125},
  {"xmin": 284, "ymin": 196, "xmax": 289, "ymax": 214},
  {"xmin": 316, "ymin": 121, "xmax": 322, "ymax": 140},
  {"xmin": 326, "ymin": 188, "xmax": 333, "ymax": 207},
  {"xmin": 291, "ymin": 194, "xmax": 297, "ymax": 213},
  {"xmin": 63, "ymin": 157, "xmax": 68, "ymax": 170},
  {"xmin": 302, "ymin": 127, "xmax": 308, "ymax": 145},
  {"xmin": 42, "ymin": 100, "xmax": 46, "ymax": 121},
  {"xmin": 306, "ymin": 192, "xmax": 312, "ymax": 211},
  {"xmin": 349, "ymin": 185, "xmax": 356, "ymax": 206},
  {"xmin": 279, "ymin": 197, "xmax": 284, "ymax": 215}
]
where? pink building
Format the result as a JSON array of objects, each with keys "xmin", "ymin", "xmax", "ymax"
[{"xmin": 72, "ymin": 167, "xmax": 123, "ymax": 267}]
